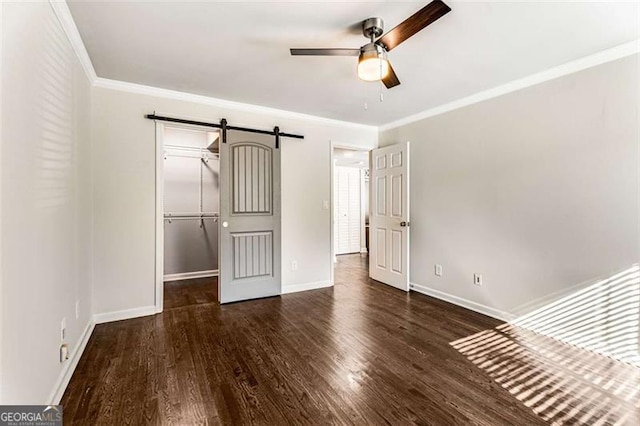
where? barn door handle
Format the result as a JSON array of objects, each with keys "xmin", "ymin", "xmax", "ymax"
[{"xmin": 400, "ymin": 221, "xmax": 409, "ymax": 227}]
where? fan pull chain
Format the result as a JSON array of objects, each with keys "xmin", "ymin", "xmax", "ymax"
[{"xmin": 379, "ymin": 59, "xmax": 384, "ymax": 103}]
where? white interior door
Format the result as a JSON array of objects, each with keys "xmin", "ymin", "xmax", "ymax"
[
  {"xmin": 335, "ymin": 166, "xmax": 361, "ymax": 255},
  {"xmin": 369, "ymin": 142, "xmax": 410, "ymax": 291},
  {"xmin": 219, "ymin": 129, "xmax": 281, "ymax": 303}
]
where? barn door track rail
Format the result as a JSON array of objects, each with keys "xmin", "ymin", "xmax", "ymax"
[{"xmin": 146, "ymin": 114, "xmax": 304, "ymax": 149}]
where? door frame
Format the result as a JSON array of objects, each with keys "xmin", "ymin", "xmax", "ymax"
[
  {"xmin": 329, "ymin": 141, "xmax": 371, "ymax": 285},
  {"xmin": 155, "ymin": 122, "xmax": 164, "ymax": 313},
  {"xmin": 154, "ymin": 117, "xmax": 221, "ymax": 313}
]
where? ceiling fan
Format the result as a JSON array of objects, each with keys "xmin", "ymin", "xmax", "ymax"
[{"xmin": 290, "ymin": 0, "xmax": 451, "ymax": 89}]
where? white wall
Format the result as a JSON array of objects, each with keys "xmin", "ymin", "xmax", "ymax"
[
  {"xmin": 91, "ymin": 86, "xmax": 377, "ymax": 315},
  {"xmin": 1, "ymin": 1, "xmax": 93, "ymax": 403},
  {"xmin": 0, "ymin": 0, "xmax": 4, "ymax": 404},
  {"xmin": 379, "ymin": 55, "xmax": 639, "ymax": 318}
]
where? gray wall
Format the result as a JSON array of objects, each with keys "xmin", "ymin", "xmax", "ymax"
[
  {"xmin": 379, "ymin": 55, "xmax": 639, "ymax": 318},
  {"xmin": 163, "ymin": 127, "xmax": 219, "ymax": 276}
]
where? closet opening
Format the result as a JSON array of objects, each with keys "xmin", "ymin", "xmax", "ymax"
[{"xmin": 155, "ymin": 124, "xmax": 221, "ymax": 311}]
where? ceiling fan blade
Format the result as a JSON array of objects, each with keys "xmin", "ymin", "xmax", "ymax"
[
  {"xmin": 382, "ymin": 62, "xmax": 401, "ymax": 89},
  {"xmin": 376, "ymin": 0, "xmax": 451, "ymax": 52},
  {"xmin": 290, "ymin": 48, "xmax": 360, "ymax": 56}
]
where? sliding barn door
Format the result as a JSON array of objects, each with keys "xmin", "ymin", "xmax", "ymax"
[
  {"xmin": 369, "ymin": 142, "xmax": 410, "ymax": 291},
  {"xmin": 219, "ymin": 130, "xmax": 281, "ymax": 303}
]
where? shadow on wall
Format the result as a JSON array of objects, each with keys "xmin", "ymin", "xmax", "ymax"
[
  {"xmin": 37, "ymin": 11, "xmax": 74, "ymax": 210},
  {"xmin": 451, "ymin": 265, "xmax": 640, "ymax": 425}
]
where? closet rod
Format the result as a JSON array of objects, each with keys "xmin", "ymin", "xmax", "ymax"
[
  {"xmin": 164, "ymin": 213, "xmax": 219, "ymax": 218},
  {"xmin": 164, "ymin": 153, "xmax": 217, "ymax": 160},
  {"xmin": 163, "ymin": 213, "xmax": 219, "ymax": 224},
  {"xmin": 163, "ymin": 217, "xmax": 218, "ymax": 221},
  {"xmin": 146, "ymin": 114, "xmax": 304, "ymax": 140},
  {"xmin": 165, "ymin": 145, "xmax": 219, "ymax": 153}
]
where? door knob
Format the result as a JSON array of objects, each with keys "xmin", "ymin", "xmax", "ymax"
[
  {"xmin": 400, "ymin": 221, "xmax": 409, "ymax": 227},
  {"xmin": 222, "ymin": 221, "xmax": 229, "ymax": 228}
]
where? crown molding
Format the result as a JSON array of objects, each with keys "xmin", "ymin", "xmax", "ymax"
[
  {"xmin": 379, "ymin": 39, "xmax": 640, "ymax": 132},
  {"xmin": 48, "ymin": 0, "xmax": 638, "ymax": 134},
  {"xmin": 93, "ymin": 77, "xmax": 377, "ymax": 131},
  {"xmin": 49, "ymin": 0, "xmax": 97, "ymax": 84},
  {"xmin": 48, "ymin": 0, "xmax": 374, "ymax": 130}
]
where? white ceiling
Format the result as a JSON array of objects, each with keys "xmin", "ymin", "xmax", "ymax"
[{"xmin": 68, "ymin": 1, "xmax": 639, "ymax": 126}]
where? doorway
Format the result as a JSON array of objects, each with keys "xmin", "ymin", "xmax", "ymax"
[
  {"xmin": 331, "ymin": 145, "xmax": 370, "ymax": 282},
  {"xmin": 155, "ymin": 123, "xmax": 221, "ymax": 311},
  {"xmin": 330, "ymin": 142, "xmax": 410, "ymax": 294},
  {"xmin": 155, "ymin": 118, "xmax": 284, "ymax": 310}
]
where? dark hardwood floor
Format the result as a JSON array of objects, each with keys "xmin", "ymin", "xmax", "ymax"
[
  {"xmin": 163, "ymin": 277, "xmax": 218, "ymax": 310},
  {"xmin": 61, "ymin": 255, "xmax": 638, "ymax": 425}
]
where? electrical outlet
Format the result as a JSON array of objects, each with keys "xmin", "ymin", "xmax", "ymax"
[
  {"xmin": 435, "ymin": 264, "xmax": 443, "ymax": 277},
  {"xmin": 75, "ymin": 300, "xmax": 80, "ymax": 320},
  {"xmin": 474, "ymin": 274, "xmax": 483, "ymax": 286},
  {"xmin": 60, "ymin": 344, "xmax": 69, "ymax": 363},
  {"xmin": 291, "ymin": 261, "xmax": 298, "ymax": 271},
  {"xmin": 60, "ymin": 318, "xmax": 66, "ymax": 341}
]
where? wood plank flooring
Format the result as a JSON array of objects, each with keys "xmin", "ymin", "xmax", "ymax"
[
  {"xmin": 164, "ymin": 277, "xmax": 218, "ymax": 310},
  {"xmin": 61, "ymin": 255, "xmax": 637, "ymax": 425}
]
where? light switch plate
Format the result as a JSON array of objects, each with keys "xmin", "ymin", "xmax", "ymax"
[
  {"xmin": 474, "ymin": 274, "xmax": 483, "ymax": 286},
  {"xmin": 435, "ymin": 264, "xmax": 443, "ymax": 277}
]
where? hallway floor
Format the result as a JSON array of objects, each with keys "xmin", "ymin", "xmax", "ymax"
[{"xmin": 61, "ymin": 255, "xmax": 638, "ymax": 425}]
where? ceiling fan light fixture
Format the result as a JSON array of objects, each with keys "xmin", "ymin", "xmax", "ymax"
[{"xmin": 357, "ymin": 43, "xmax": 389, "ymax": 82}]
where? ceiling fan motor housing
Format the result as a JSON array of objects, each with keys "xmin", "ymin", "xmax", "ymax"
[{"xmin": 362, "ymin": 17, "xmax": 384, "ymax": 40}]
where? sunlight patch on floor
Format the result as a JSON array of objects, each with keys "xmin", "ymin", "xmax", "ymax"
[{"xmin": 451, "ymin": 265, "xmax": 640, "ymax": 425}]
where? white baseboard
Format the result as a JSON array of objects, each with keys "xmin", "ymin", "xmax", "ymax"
[
  {"xmin": 48, "ymin": 318, "xmax": 95, "ymax": 404},
  {"xmin": 93, "ymin": 305, "xmax": 157, "ymax": 324},
  {"xmin": 163, "ymin": 269, "xmax": 218, "ymax": 282},
  {"xmin": 410, "ymin": 282, "xmax": 514, "ymax": 322},
  {"xmin": 360, "ymin": 247, "xmax": 368, "ymax": 254},
  {"xmin": 282, "ymin": 281, "xmax": 333, "ymax": 295},
  {"xmin": 48, "ymin": 304, "xmax": 157, "ymax": 404}
]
